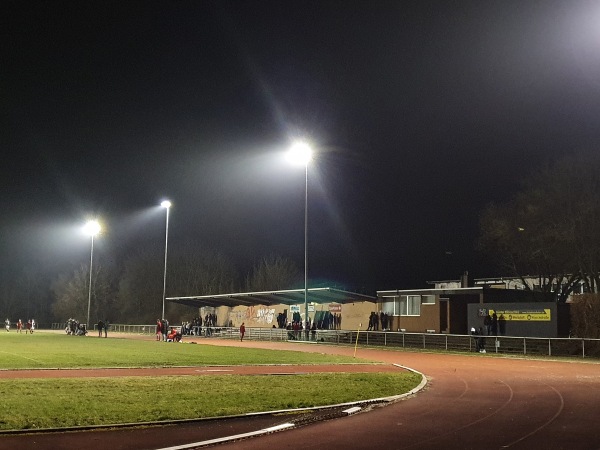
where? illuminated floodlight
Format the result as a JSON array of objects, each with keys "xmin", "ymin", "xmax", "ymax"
[
  {"xmin": 160, "ymin": 200, "xmax": 171, "ymax": 321},
  {"xmin": 84, "ymin": 218, "xmax": 101, "ymax": 331},
  {"xmin": 287, "ymin": 142, "xmax": 313, "ymax": 166},
  {"xmin": 83, "ymin": 220, "xmax": 101, "ymax": 237},
  {"xmin": 286, "ymin": 140, "xmax": 314, "ymax": 335}
]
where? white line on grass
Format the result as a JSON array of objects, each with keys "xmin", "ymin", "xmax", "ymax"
[{"xmin": 0, "ymin": 351, "xmax": 44, "ymax": 365}]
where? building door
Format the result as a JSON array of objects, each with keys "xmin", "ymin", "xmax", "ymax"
[{"xmin": 439, "ymin": 299, "xmax": 449, "ymax": 333}]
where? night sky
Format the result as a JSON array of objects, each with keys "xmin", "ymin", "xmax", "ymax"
[{"xmin": 3, "ymin": 1, "xmax": 600, "ymax": 293}]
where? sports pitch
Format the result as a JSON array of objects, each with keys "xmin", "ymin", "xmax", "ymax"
[{"xmin": 0, "ymin": 331, "xmax": 420, "ymax": 431}]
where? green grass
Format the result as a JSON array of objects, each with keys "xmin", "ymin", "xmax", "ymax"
[
  {"xmin": 0, "ymin": 331, "xmax": 422, "ymax": 431},
  {"xmin": 0, "ymin": 373, "xmax": 421, "ymax": 430},
  {"xmin": 0, "ymin": 332, "xmax": 363, "ymax": 368}
]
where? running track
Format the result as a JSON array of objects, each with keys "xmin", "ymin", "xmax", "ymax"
[{"xmin": 2, "ymin": 336, "xmax": 599, "ymax": 449}]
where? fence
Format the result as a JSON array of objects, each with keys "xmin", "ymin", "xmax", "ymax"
[
  {"xmin": 216, "ymin": 328, "xmax": 600, "ymax": 359},
  {"xmin": 51, "ymin": 322, "xmax": 155, "ymax": 334},
  {"xmin": 49, "ymin": 323, "xmax": 600, "ymax": 358}
]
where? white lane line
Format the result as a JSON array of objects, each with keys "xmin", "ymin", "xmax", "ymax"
[
  {"xmin": 343, "ymin": 406, "xmax": 362, "ymax": 415},
  {"xmin": 154, "ymin": 423, "xmax": 295, "ymax": 450}
]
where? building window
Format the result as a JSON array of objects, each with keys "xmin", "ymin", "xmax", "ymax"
[
  {"xmin": 406, "ymin": 296, "xmax": 421, "ymax": 315},
  {"xmin": 380, "ymin": 295, "xmax": 423, "ymax": 316},
  {"xmin": 422, "ymin": 295, "xmax": 435, "ymax": 305},
  {"xmin": 381, "ymin": 297, "xmax": 395, "ymax": 315}
]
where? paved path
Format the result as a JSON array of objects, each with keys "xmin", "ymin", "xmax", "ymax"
[
  {"xmin": 210, "ymin": 340, "xmax": 600, "ymax": 450},
  {"xmin": 1, "ymin": 337, "xmax": 599, "ymax": 449}
]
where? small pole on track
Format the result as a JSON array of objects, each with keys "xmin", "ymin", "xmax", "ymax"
[{"xmin": 354, "ymin": 323, "xmax": 362, "ymax": 358}]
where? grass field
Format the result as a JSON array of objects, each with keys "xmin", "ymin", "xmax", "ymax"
[
  {"xmin": 0, "ymin": 332, "xmax": 363, "ymax": 369},
  {"xmin": 0, "ymin": 331, "xmax": 421, "ymax": 431}
]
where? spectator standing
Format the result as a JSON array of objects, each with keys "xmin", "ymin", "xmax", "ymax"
[
  {"xmin": 161, "ymin": 319, "xmax": 169, "ymax": 342},
  {"xmin": 103, "ymin": 319, "xmax": 109, "ymax": 337},
  {"xmin": 240, "ymin": 322, "xmax": 246, "ymax": 341},
  {"xmin": 97, "ymin": 320, "xmax": 104, "ymax": 337},
  {"xmin": 484, "ymin": 313, "xmax": 492, "ymax": 335},
  {"xmin": 498, "ymin": 314, "xmax": 507, "ymax": 336},
  {"xmin": 491, "ymin": 313, "xmax": 498, "ymax": 336},
  {"xmin": 5, "ymin": 318, "xmax": 9, "ymax": 332},
  {"xmin": 156, "ymin": 319, "xmax": 162, "ymax": 341},
  {"xmin": 478, "ymin": 327, "xmax": 486, "ymax": 353}
]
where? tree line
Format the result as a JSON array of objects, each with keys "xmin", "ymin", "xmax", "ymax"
[{"xmin": 0, "ymin": 244, "xmax": 301, "ymax": 326}]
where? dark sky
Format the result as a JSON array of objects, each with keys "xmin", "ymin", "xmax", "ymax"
[{"xmin": 3, "ymin": 0, "xmax": 600, "ymax": 292}]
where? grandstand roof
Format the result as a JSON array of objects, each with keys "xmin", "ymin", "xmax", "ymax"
[{"xmin": 167, "ymin": 287, "xmax": 376, "ymax": 309}]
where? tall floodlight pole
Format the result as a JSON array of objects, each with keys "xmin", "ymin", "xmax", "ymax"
[
  {"xmin": 161, "ymin": 200, "xmax": 171, "ymax": 321},
  {"xmin": 84, "ymin": 220, "xmax": 101, "ymax": 330},
  {"xmin": 288, "ymin": 142, "xmax": 313, "ymax": 337}
]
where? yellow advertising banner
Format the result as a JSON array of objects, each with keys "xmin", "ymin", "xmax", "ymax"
[{"xmin": 489, "ymin": 309, "xmax": 551, "ymax": 321}]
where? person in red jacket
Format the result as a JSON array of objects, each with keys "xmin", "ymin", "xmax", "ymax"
[
  {"xmin": 167, "ymin": 327, "xmax": 181, "ymax": 342},
  {"xmin": 155, "ymin": 319, "xmax": 162, "ymax": 341},
  {"xmin": 240, "ymin": 323, "xmax": 246, "ymax": 341}
]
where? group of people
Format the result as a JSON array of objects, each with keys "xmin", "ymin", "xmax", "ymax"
[
  {"xmin": 285, "ymin": 320, "xmax": 306, "ymax": 340},
  {"xmin": 313, "ymin": 311, "xmax": 342, "ymax": 330},
  {"xmin": 366, "ymin": 311, "xmax": 392, "ymax": 331},
  {"xmin": 471, "ymin": 312, "xmax": 508, "ymax": 353},
  {"xmin": 482, "ymin": 312, "xmax": 507, "ymax": 336},
  {"xmin": 97, "ymin": 320, "xmax": 109, "ymax": 338},
  {"xmin": 181, "ymin": 316, "xmax": 203, "ymax": 336},
  {"xmin": 65, "ymin": 318, "xmax": 87, "ymax": 335},
  {"xmin": 155, "ymin": 318, "xmax": 182, "ymax": 342},
  {"xmin": 4, "ymin": 318, "xmax": 35, "ymax": 333}
]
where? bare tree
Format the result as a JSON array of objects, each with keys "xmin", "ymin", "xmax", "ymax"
[
  {"xmin": 116, "ymin": 247, "xmax": 163, "ymax": 324},
  {"xmin": 570, "ymin": 294, "xmax": 600, "ymax": 339},
  {"xmin": 245, "ymin": 254, "xmax": 301, "ymax": 292},
  {"xmin": 167, "ymin": 244, "xmax": 237, "ymax": 296},
  {"xmin": 116, "ymin": 242, "xmax": 238, "ymax": 324},
  {"xmin": 51, "ymin": 263, "xmax": 114, "ymax": 323},
  {"xmin": 479, "ymin": 154, "xmax": 600, "ymax": 302}
]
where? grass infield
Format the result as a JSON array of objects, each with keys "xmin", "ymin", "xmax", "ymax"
[{"xmin": 0, "ymin": 332, "xmax": 421, "ymax": 431}]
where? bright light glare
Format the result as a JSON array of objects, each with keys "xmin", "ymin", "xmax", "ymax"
[
  {"xmin": 161, "ymin": 200, "xmax": 172, "ymax": 208},
  {"xmin": 83, "ymin": 220, "xmax": 101, "ymax": 237},
  {"xmin": 287, "ymin": 142, "xmax": 313, "ymax": 166}
]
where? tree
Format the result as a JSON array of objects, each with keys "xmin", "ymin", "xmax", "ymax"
[
  {"xmin": 13, "ymin": 265, "xmax": 53, "ymax": 324},
  {"xmin": 116, "ymin": 247, "xmax": 164, "ymax": 324},
  {"xmin": 167, "ymin": 244, "xmax": 237, "ymax": 297},
  {"xmin": 478, "ymin": 154, "xmax": 600, "ymax": 302},
  {"xmin": 116, "ymin": 242, "xmax": 238, "ymax": 324},
  {"xmin": 245, "ymin": 255, "xmax": 302, "ymax": 291},
  {"xmin": 51, "ymin": 263, "xmax": 114, "ymax": 324},
  {"xmin": 570, "ymin": 294, "xmax": 600, "ymax": 339}
]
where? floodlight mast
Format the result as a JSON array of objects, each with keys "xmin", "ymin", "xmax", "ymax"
[
  {"xmin": 161, "ymin": 200, "xmax": 171, "ymax": 321},
  {"xmin": 288, "ymin": 142, "xmax": 313, "ymax": 337},
  {"xmin": 84, "ymin": 220, "xmax": 101, "ymax": 331}
]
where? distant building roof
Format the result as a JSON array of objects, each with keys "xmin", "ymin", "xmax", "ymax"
[{"xmin": 378, "ymin": 287, "xmax": 484, "ymax": 296}]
